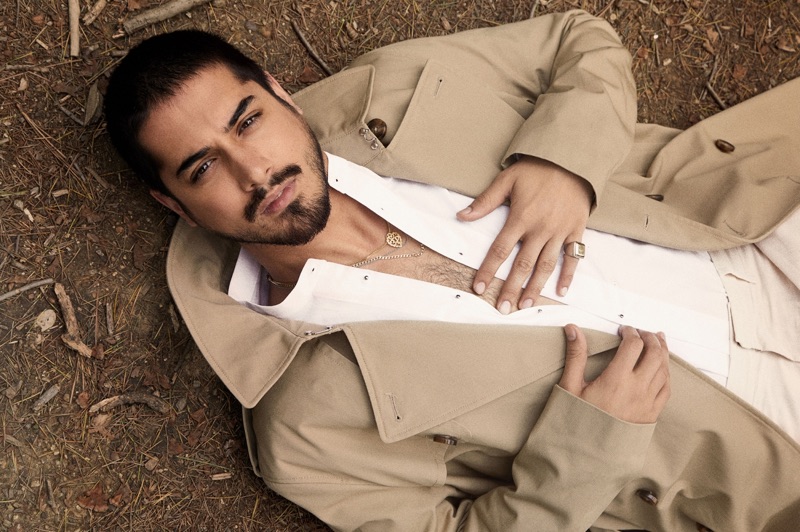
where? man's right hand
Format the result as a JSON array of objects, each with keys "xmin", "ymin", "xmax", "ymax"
[{"xmin": 559, "ymin": 324, "xmax": 671, "ymax": 424}]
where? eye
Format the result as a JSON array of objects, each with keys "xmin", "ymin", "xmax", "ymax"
[
  {"xmin": 191, "ymin": 159, "xmax": 213, "ymax": 183},
  {"xmin": 239, "ymin": 112, "xmax": 261, "ymax": 133}
]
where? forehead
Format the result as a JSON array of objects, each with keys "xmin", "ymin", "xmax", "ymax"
[{"xmin": 138, "ymin": 64, "xmax": 257, "ymax": 165}]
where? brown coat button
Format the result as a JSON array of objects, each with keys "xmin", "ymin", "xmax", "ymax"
[
  {"xmin": 645, "ymin": 194, "xmax": 664, "ymax": 201},
  {"xmin": 714, "ymin": 139, "xmax": 735, "ymax": 153},
  {"xmin": 432, "ymin": 435, "xmax": 458, "ymax": 446},
  {"xmin": 635, "ymin": 488, "xmax": 658, "ymax": 506},
  {"xmin": 367, "ymin": 118, "xmax": 388, "ymax": 140}
]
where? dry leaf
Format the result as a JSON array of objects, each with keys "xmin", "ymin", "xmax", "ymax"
[
  {"xmin": 440, "ymin": 17, "xmax": 451, "ymax": 31},
  {"xmin": 706, "ymin": 26, "xmax": 719, "ymax": 44},
  {"xmin": 298, "ymin": 65, "xmax": 321, "ymax": 84},
  {"xmin": 17, "ymin": 77, "xmax": 29, "ymax": 92},
  {"xmin": 187, "ymin": 427, "xmax": 203, "ymax": 447},
  {"xmin": 53, "ymin": 82, "xmax": 79, "ymax": 95},
  {"xmin": 127, "ymin": 0, "xmax": 149, "ymax": 10},
  {"xmin": 32, "ymin": 14, "xmax": 46, "ymax": 25},
  {"xmin": 76, "ymin": 483, "xmax": 110, "ymax": 512},
  {"xmin": 109, "ymin": 483, "xmax": 132, "ymax": 507},
  {"xmin": 732, "ymin": 64, "xmax": 748, "ymax": 81},
  {"xmin": 636, "ymin": 46, "xmax": 650, "ymax": 59},
  {"xmin": 189, "ymin": 407, "xmax": 207, "ymax": 423},
  {"xmin": 702, "ymin": 39, "xmax": 715, "ymax": 54},
  {"xmin": 84, "ymin": 82, "xmax": 103, "ymax": 125},
  {"xmin": 168, "ymin": 439, "xmax": 185, "ymax": 455},
  {"xmin": 4, "ymin": 381, "xmax": 23, "ymax": 399},
  {"xmin": 132, "ymin": 243, "xmax": 147, "ymax": 270},
  {"xmin": 77, "ymin": 391, "xmax": 90, "ymax": 409}
]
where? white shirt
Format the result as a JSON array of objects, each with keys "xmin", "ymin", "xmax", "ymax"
[{"xmin": 229, "ymin": 154, "xmax": 731, "ymax": 384}]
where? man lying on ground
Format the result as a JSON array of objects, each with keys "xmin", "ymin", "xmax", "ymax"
[{"xmin": 104, "ymin": 9, "xmax": 800, "ymax": 531}]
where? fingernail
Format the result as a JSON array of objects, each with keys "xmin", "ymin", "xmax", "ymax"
[
  {"xmin": 499, "ymin": 300, "xmax": 511, "ymax": 315},
  {"xmin": 657, "ymin": 331, "xmax": 666, "ymax": 341},
  {"xmin": 474, "ymin": 282, "xmax": 486, "ymax": 295},
  {"xmin": 458, "ymin": 206, "xmax": 473, "ymax": 216},
  {"xmin": 520, "ymin": 298, "xmax": 533, "ymax": 309},
  {"xmin": 565, "ymin": 325, "xmax": 577, "ymax": 341},
  {"xmin": 558, "ymin": 286, "xmax": 568, "ymax": 297}
]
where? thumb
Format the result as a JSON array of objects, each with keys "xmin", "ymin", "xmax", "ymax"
[
  {"xmin": 559, "ymin": 324, "xmax": 588, "ymax": 393},
  {"xmin": 457, "ymin": 175, "xmax": 511, "ymax": 221}
]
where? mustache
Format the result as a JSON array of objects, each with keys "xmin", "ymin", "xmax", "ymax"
[{"xmin": 243, "ymin": 164, "xmax": 302, "ymax": 222}]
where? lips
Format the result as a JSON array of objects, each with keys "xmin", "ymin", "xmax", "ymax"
[{"xmin": 261, "ymin": 178, "xmax": 296, "ymax": 215}]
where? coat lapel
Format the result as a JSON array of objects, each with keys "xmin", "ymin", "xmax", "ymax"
[{"xmin": 344, "ymin": 320, "xmax": 620, "ymax": 443}]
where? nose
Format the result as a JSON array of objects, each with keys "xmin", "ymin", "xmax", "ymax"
[{"xmin": 230, "ymin": 145, "xmax": 271, "ymax": 192}]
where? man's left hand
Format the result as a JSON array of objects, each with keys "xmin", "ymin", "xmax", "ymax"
[{"xmin": 457, "ymin": 155, "xmax": 593, "ymax": 313}]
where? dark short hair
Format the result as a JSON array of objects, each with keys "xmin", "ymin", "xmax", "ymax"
[{"xmin": 104, "ymin": 30, "xmax": 279, "ymax": 195}]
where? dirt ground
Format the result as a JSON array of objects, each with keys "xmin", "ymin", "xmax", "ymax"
[{"xmin": 1, "ymin": 0, "xmax": 798, "ymax": 530}]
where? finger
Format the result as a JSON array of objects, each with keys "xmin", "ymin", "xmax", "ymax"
[
  {"xmin": 517, "ymin": 239, "xmax": 562, "ymax": 308},
  {"xmin": 473, "ymin": 225, "xmax": 523, "ymax": 298},
  {"xmin": 607, "ymin": 325, "xmax": 644, "ymax": 375},
  {"xmin": 559, "ymin": 324, "xmax": 588, "ymax": 394},
  {"xmin": 496, "ymin": 236, "xmax": 548, "ymax": 311},
  {"xmin": 556, "ymin": 232, "xmax": 585, "ymax": 297},
  {"xmin": 457, "ymin": 175, "xmax": 511, "ymax": 221},
  {"xmin": 633, "ymin": 330, "xmax": 665, "ymax": 377}
]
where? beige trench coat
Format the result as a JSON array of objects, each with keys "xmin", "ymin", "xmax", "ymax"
[{"xmin": 166, "ymin": 10, "xmax": 800, "ymax": 531}]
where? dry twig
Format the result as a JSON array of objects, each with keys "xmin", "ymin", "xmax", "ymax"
[
  {"xmin": 704, "ymin": 81, "xmax": 728, "ymax": 110},
  {"xmin": 0, "ymin": 278, "xmax": 55, "ymax": 303},
  {"xmin": 83, "ymin": 0, "xmax": 108, "ymax": 25},
  {"xmin": 291, "ymin": 20, "xmax": 333, "ymax": 76},
  {"xmin": 123, "ymin": 0, "xmax": 212, "ymax": 34},
  {"xmin": 68, "ymin": 0, "xmax": 80, "ymax": 57},
  {"xmin": 89, "ymin": 392, "xmax": 170, "ymax": 414}
]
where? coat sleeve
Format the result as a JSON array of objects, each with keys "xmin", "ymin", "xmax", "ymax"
[
  {"xmin": 348, "ymin": 9, "xmax": 637, "ymax": 206},
  {"xmin": 265, "ymin": 387, "xmax": 654, "ymax": 531}
]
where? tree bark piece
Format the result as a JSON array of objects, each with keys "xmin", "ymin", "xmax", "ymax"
[
  {"xmin": 89, "ymin": 392, "xmax": 170, "ymax": 415},
  {"xmin": 54, "ymin": 282, "xmax": 94, "ymax": 358},
  {"xmin": 123, "ymin": 0, "xmax": 212, "ymax": 34}
]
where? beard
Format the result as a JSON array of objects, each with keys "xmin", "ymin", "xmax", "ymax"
[{"xmin": 186, "ymin": 117, "xmax": 331, "ymax": 246}]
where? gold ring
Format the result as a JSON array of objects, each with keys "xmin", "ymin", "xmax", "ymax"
[{"xmin": 563, "ymin": 241, "xmax": 586, "ymax": 260}]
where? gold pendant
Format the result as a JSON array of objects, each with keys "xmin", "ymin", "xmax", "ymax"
[{"xmin": 385, "ymin": 230, "xmax": 403, "ymax": 248}]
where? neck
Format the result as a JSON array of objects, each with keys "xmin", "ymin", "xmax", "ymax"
[{"xmin": 242, "ymin": 189, "xmax": 386, "ymax": 284}]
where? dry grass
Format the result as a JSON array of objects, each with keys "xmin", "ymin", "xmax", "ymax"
[{"xmin": 1, "ymin": 0, "xmax": 798, "ymax": 529}]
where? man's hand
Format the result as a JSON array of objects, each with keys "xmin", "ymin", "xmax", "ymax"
[
  {"xmin": 457, "ymin": 156, "xmax": 593, "ymax": 313},
  {"xmin": 559, "ymin": 324, "xmax": 671, "ymax": 424}
]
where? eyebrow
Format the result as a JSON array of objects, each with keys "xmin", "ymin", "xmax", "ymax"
[{"xmin": 175, "ymin": 95, "xmax": 255, "ymax": 178}]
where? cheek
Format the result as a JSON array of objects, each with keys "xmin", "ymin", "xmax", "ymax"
[{"xmin": 186, "ymin": 182, "xmax": 248, "ymax": 218}]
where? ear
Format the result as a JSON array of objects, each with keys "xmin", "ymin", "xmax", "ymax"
[
  {"xmin": 265, "ymin": 71, "xmax": 303, "ymax": 114},
  {"xmin": 149, "ymin": 189, "xmax": 198, "ymax": 227}
]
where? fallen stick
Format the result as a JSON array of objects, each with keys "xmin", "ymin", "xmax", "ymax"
[
  {"xmin": 54, "ymin": 282, "xmax": 94, "ymax": 358},
  {"xmin": 123, "ymin": 0, "xmax": 212, "ymax": 34},
  {"xmin": 704, "ymin": 81, "xmax": 728, "ymax": 110},
  {"xmin": 68, "ymin": 0, "xmax": 80, "ymax": 57},
  {"xmin": 90, "ymin": 392, "xmax": 170, "ymax": 415},
  {"xmin": 291, "ymin": 20, "xmax": 333, "ymax": 77},
  {"xmin": 0, "ymin": 278, "xmax": 54, "ymax": 303}
]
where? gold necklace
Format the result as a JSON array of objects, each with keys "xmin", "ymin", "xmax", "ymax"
[{"xmin": 265, "ymin": 221, "xmax": 423, "ymax": 288}]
